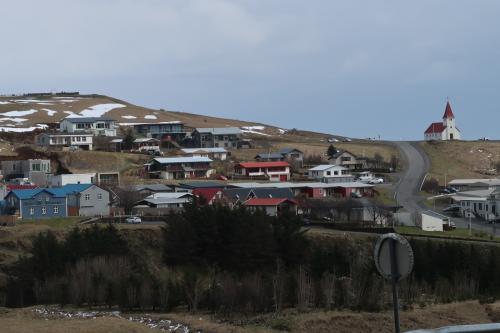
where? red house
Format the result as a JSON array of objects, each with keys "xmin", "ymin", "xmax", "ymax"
[{"xmin": 234, "ymin": 161, "xmax": 291, "ymax": 182}]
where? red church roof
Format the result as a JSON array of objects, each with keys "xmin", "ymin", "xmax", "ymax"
[
  {"xmin": 443, "ymin": 101, "xmax": 455, "ymax": 119},
  {"xmin": 424, "ymin": 122, "xmax": 446, "ymax": 134}
]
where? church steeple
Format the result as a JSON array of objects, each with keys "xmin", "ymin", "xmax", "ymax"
[{"xmin": 443, "ymin": 101, "xmax": 455, "ymax": 119}]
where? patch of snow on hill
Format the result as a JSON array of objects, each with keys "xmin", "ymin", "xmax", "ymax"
[
  {"xmin": 0, "ymin": 101, "xmax": 10, "ymax": 105},
  {"xmin": 122, "ymin": 115, "xmax": 137, "ymax": 119},
  {"xmin": 80, "ymin": 103, "xmax": 126, "ymax": 117},
  {"xmin": 42, "ymin": 109, "xmax": 57, "ymax": 116},
  {"xmin": 145, "ymin": 115, "xmax": 157, "ymax": 119},
  {"xmin": 0, "ymin": 117, "xmax": 28, "ymax": 123},
  {"xmin": 0, "ymin": 109, "xmax": 38, "ymax": 117},
  {"xmin": 63, "ymin": 111, "xmax": 82, "ymax": 118},
  {"xmin": 278, "ymin": 128, "xmax": 287, "ymax": 134},
  {"xmin": 0, "ymin": 124, "xmax": 47, "ymax": 132},
  {"xmin": 242, "ymin": 126, "xmax": 265, "ymax": 131}
]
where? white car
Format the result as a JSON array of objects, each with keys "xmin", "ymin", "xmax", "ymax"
[
  {"xmin": 126, "ymin": 216, "xmax": 142, "ymax": 224},
  {"xmin": 327, "ymin": 137, "xmax": 339, "ymax": 143},
  {"xmin": 368, "ymin": 178, "xmax": 384, "ymax": 184}
]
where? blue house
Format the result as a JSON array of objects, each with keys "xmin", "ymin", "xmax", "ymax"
[
  {"xmin": 5, "ymin": 188, "xmax": 67, "ymax": 219},
  {"xmin": 4, "ymin": 184, "xmax": 108, "ymax": 219}
]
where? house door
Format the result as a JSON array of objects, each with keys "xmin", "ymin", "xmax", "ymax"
[{"xmin": 450, "ymin": 133, "xmax": 454, "ymax": 140}]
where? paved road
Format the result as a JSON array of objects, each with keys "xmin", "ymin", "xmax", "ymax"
[{"xmin": 392, "ymin": 141, "xmax": 431, "ymax": 214}]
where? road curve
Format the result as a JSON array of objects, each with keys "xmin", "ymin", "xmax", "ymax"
[{"xmin": 392, "ymin": 141, "xmax": 431, "ymax": 214}]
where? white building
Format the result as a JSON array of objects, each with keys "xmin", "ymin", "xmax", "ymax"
[
  {"xmin": 36, "ymin": 133, "xmax": 94, "ymax": 150},
  {"xmin": 452, "ymin": 189, "xmax": 499, "ymax": 221},
  {"xmin": 308, "ymin": 165, "xmax": 354, "ymax": 183},
  {"xmin": 133, "ymin": 138, "xmax": 161, "ymax": 153},
  {"xmin": 60, "ymin": 117, "xmax": 117, "ymax": 137},
  {"xmin": 49, "ymin": 173, "xmax": 96, "ymax": 187},
  {"xmin": 181, "ymin": 148, "xmax": 228, "ymax": 161},
  {"xmin": 424, "ymin": 101, "xmax": 462, "ymax": 141},
  {"xmin": 421, "ymin": 211, "xmax": 449, "ymax": 232},
  {"xmin": 448, "ymin": 179, "xmax": 500, "ymax": 192}
]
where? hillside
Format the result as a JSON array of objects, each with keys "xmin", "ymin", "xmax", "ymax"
[
  {"xmin": 420, "ymin": 140, "xmax": 500, "ymax": 184},
  {"xmin": 0, "ymin": 93, "xmax": 284, "ymax": 134}
]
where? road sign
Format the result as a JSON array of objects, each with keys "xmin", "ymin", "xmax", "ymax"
[
  {"xmin": 374, "ymin": 233, "xmax": 414, "ymax": 282},
  {"xmin": 374, "ymin": 233, "xmax": 414, "ymax": 333}
]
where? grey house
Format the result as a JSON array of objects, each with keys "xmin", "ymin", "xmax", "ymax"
[
  {"xmin": 1, "ymin": 159, "xmax": 52, "ymax": 185},
  {"xmin": 66, "ymin": 184, "xmax": 110, "ymax": 217},
  {"xmin": 192, "ymin": 127, "xmax": 242, "ymax": 149}
]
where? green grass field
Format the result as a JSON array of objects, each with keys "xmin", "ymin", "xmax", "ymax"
[{"xmin": 396, "ymin": 226, "xmax": 500, "ymax": 242}]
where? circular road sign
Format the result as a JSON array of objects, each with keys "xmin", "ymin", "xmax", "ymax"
[{"xmin": 374, "ymin": 233, "xmax": 414, "ymax": 281}]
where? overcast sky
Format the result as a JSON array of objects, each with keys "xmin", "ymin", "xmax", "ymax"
[{"xmin": 1, "ymin": 0, "xmax": 499, "ymax": 140}]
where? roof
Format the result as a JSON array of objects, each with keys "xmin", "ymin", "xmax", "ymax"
[
  {"xmin": 63, "ymin": 117, "xmax": 115, "ymax": 123},
  {"xmin": 8, "ymin": 184, "xmax": 93, "ymax": 200},
  {"xmin": 422, "ymin": 210, "xmax": 451, "ymax": 220},
  {"xmin": 141, "ymin": 197, "xmax": 192, "ymax": 205},
  {"xmin": 134, "ymin": 138, "xmax": 160, "ymax": 143},
  {"xmin": 278, "ymin": 148, "xmax": 303, "ymax": 155},
  {"xmin": 255, "ymin": 153, "xmax": 284, "ymax": 159},
  {"xmin": 443, "ymin": 101, "xmax": 455, "ymax": 119},
  {"xmin": 424, "ymin": 122, "xmax": 446, "ymax": 134},
  {"xmin": 178, "ymin": 181, "xmax": 229, "ymax": 189},
  {"xmin": 237, "ymin": 161, "xmax": 290, "ymax": 169},
  {"xmin": 229, "ymin": 181, "xmax": 374, "ymax": 190},
  {"xmin": 449, "ymin": 178, "xmax": 500, "ymax": 186},
  {"xmin": 6, "ymin": 184, "xmax": 38, "ymax": 191},
  {"xmin": 223, "ymin": 187, "xmax": 294, "ymax": 201},
  {"xmin": 181, "ymin": 148, "xmax": 227, "ymax": 154},
  {"xmin": 193, "ymin": 188, "xmax": 222, "ymax": 203},
  {"xmin": 110, "ymin": 139, "xmax": 123, "ymax": 143},
  {"xmin": 329, "ymin": 150, "xmax": 357, "ymax": 159},
  {"xmin": 128, "ymin": 184, "xmax": 172, "ymax": 192},
  {"xmin": 153, "ymin": 157, "xmax": 213, "ymax": 164},
  {"xmin": 148, "ymin": 192, "xmax": 193, "ymax": 199},
  {"xmin": 244, "ymin": 198, "xmax": 297, "ymax": 206},
  {"xmin": 195, "ymin": 127, "xmax": 242, "ymax": 135},
  {"xmin": 308, "ymin": 164, "xmax": 346, "ymax": 172}
]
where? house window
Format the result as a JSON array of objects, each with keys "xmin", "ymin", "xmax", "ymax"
[
  {"xmin": 97, "ymin": 193, "xmax": 103, "ymax": 200},
  {"xmin": 30, "ymin": 207, "xmax": 34, "ymax": 215},
  {"xmin": 326, "ymin": 171, "xmax": 331, "ymax": 176},
  {"xmin": 84, "ymin": 194, "xmax": 90, "ymax": 200},
  {"xmin": 77, "ymin": 137, "xmax": 81, "ymax": 142},
  {"xmin": 82, "ymin": 137, "xmax": 87, "ymax": 142},
  {"xmin": 42, "ymin": 207, "xmax": 47, "ymax": 215},
  {"xmin": 54, "ymin": 207, "xmax": 59, "ymax": 214}
]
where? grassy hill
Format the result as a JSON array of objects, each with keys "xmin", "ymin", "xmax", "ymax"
[{"xmin": 420, "ymin": 140, "xmax": 500, "ymax": 184}]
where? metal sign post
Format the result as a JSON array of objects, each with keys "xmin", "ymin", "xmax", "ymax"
[{"xmin": 374, "ymin": 233, "xmax": 414, "ymax": 333}]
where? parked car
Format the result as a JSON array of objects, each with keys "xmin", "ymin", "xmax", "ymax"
[
  {"xmin": 351, "ymin": 192, "xmax": 362, "ymax": 198},
  {"xmin": 368, "ymin": 178, "xmax": 384, "ymax": 184},
  {"xmin": 327, "ymin": 137, "xmax": 339, "ymax": 143},
  {"xmin": 341, "ymin": 137, "xmax": 352, "ymax": 142},
  {"xmin": 322, "ymin": 216, "xmax": 334, "ymax": 222},
  {"xmin": 439, "ymin": 188, "xmax": 451, "ymax": 195},
  {"xmin": 126, "ymin": 216, "xmax": 142, "ymax": 224}
]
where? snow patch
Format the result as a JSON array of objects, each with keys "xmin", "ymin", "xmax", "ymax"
[
  {"xmin": 241, "ymin": 129, "xmax": 271, "ymax": 136},
  {"xmin": 0, "ymin": 117, "xmax": 28, "ymax": 123},
  {"xmin": 278, "ymin": 128, "xmax": 287, "ymax": 134},
  {"xmin": 42, "ymin": 109, "xmax": 57, "ymax": 116},
  {"xmin": 121, "ymin": 115, "xmax": 137, "ymax": 119},
  {"xmin": 0, "ymin": 124, "xmax": 47, "ymax": 132},
  {"xmin": 241, "ymin": 126, "xmax": 265, "ymax": 131},
  {"xmin": 79, "ymin": 103, "xmax": 126, "ymax": 117},
  {"xmin": 63, "ymin": 111, "xmax": 82, "ymax": 117},
  {"xmin": 0, "ymin": 109, "xmax": 38, "ymax": 117},
  {"xmin": 0, "ymin": 101, "xmax": 10, "ymax": 105},
  {"xmin": 145, "ymin": 115, "xmax": 157, "ymax": 119}
]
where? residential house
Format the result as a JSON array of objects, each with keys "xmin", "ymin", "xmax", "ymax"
[
  {"xmin": 278, "ymin": 148, "xmax": 304, "ymax": 166},
  {"xmin": 243, "ymin": 198, "xmax": 298, "ymax": 216},
  {"xmin": 308, "ymin": 165, "xmax": 354, "ymax": 183},
  {"xmin": 1, "ymin": 159, "xmax": 51, "ymax": 185},
  {"xmin": 146, "ymin": 157, "xmax": 215, "ymax": 180},
  {"xmin": 452, "ymin": 189, "xmax": 499, "ymax": 221},
  {"xmin": 328, "ymin": 150, "xmax": 365, "ymax": 170},
  {"xmin": 222, "ymin": 187, "xmax": 294, "ymax": 207},
  {"xmin": 4, "ymin": 184, "xmax": 110, "ymax": 219},
  {"xmin": 123, "ymin": 184, "xmax": 173, "ymax": 198},
  {"xmin": 60, "ymin": 117, "xmax": 117, "ymax": 137},
  {"xmin": 134, "ymin": 192, "xmax": 193, "ymax": 209},
  {"xmin": 192, "ymin": 188, "xmax": 224, "ymax": 205},
  {"xmin": 234, "ymin": 161, "xmax": 291, "ymax": 182},
  {"xmin": 127, "ymin": 122, "xmax": 185, "ymax": 141},
  {"xmin": 192, "ymin": 127, "xmax": 242, "ymax": 149},
  {"xmin": 36, "ymin": 132, "xmax": 94, "ymax": 150},
  {"xmin": 181, "ymin": 148, "xmax": 228, "ymax": 161},
  {"xmin": 424, "ymin": 101, "xmax": 461, "ymax": 141},
  {"xmin": 133, "ymin": 138, "xmax": 161, "ymax": 153},
  {"xmin": 254, "ymin": 153, "xmax": 285, "ymax": 162}
]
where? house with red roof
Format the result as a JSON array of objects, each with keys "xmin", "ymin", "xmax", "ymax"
[
  {"xmin": 192, "ymin": 188, "xmax": 224, "ymax": 205},
  {"xmin": 243, "ymin": 198, "xmax": 298, "ymax": 216},
  {"xmin": 424, "ymin": 101, "xmax": 462, "ymax": 141},
  {"xmin": 234, "ymin": 161, "xmax": 291, "ymax": 182}
]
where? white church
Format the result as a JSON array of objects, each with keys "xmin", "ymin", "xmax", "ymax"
[{"xmin": 424, "ymin": 101, "xmax": 461, "ymax": 141}]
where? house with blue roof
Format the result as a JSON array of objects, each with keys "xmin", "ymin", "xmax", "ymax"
[{"xmin": 5, "ymin": 184, "xmax": 110, "ymax": 219}]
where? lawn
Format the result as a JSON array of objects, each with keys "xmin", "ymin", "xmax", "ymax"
[
  {"xmin": 396, "ymin": 226, "xmax": 500, "ymax": 242},
  {"xmin": 17, "ymin": 217, "xmax": 85, "ymax": 230}
]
